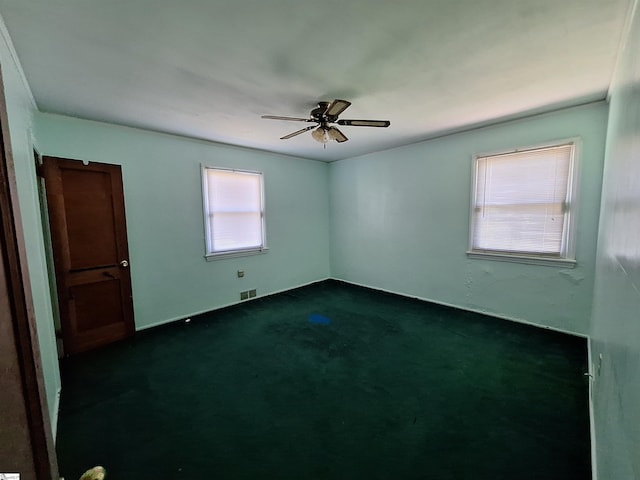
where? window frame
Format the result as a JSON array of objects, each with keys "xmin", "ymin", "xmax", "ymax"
[
  {"xmin": 466, "ymin": 138, "xmax": 580, "ymax": 267},
  {"xmin": 201, "ymin": 165, "xmax": 267, "ymax": 261}
]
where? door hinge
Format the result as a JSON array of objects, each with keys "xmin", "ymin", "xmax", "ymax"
[
  {"xmin": 33, "ymin": 149, "xmax": 44, "ymax": 177},
  {"xmin": 35, "ymin": 160, "xmax": 44, "ymax": 178}
]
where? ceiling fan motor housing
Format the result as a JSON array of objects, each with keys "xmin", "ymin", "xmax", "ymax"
[{"xmin": 311, "ymin": 102, "xmax": 330, "ymax": 122}]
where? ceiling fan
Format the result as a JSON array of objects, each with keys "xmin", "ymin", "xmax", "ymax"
[{"xmin": 262, "ymin": 99, "xmax": 390, "ymax": 146}]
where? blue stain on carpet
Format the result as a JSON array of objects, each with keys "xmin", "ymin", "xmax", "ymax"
[{"xmin": 308, "ymin": 314, "xmax": 331, "ymax": 325}]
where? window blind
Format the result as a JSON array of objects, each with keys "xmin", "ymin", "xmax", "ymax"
[
  {"xmin": 471, "ymin": 144, "xmax": 574, "ymax": 256},
  {"xmin": 205, "ymin": 168, "xmax": 264, "ymax": 254}
]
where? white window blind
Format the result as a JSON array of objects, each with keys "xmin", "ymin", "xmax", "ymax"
[
  {"xmin": 470, "ymin": 143, "xmax": 575, "ymax": 260},
  {"xmin": 203, "ymin": 168, "xmax": 265, "ymax": 256}
]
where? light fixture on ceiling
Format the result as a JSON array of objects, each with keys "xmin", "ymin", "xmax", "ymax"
[
  {"xmin": 311, "ymin": 126, "xmax": 331, "ymax": 144},
  {"xmin": 311, "ymin": 125, "xmax": 347, "ymax": 148}
]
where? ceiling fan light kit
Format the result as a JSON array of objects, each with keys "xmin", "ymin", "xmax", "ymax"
[
  {"xmin": 311, "ymin": 126, "xmax": 331, "ymax": 144},
  {"xmin": 262, "ymin": 99, "xmax": 390, "ymax": 147}
]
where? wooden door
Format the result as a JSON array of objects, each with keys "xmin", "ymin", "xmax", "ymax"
[{"xmin": 42, "ymin": 156, "xmax": 135, "ymax": 355}]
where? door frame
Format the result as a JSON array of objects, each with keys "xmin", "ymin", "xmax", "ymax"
[
  {"xmin": 34, "ymin": 149, "xmax": 64, "ymax": 359},
  {"xmin": 0, "ymin": 67, "xmax": 58, "ymax": 477}
]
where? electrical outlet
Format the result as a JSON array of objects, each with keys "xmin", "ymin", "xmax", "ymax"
[
  {"xmin": 240, "ymin": 291, "xmax": 249, "ymax": 300},
  {"xmin": 237, "ymin": 270, "xmax": 245, "ymax": 278},
  {"xmin": 249, "ymin": 289, "xmax": 256, "ymax": 298}
]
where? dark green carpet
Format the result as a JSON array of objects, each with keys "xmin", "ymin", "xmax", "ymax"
[{"xmin": 56, "ymin": 280, "xmax": 591, "ymax": 479}]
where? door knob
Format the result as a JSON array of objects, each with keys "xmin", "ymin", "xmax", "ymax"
[{"xmin": 120, "ymin": 260, "xmax": 129, "ymax": 268}]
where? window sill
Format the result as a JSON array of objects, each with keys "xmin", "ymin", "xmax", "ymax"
[
  {"xmin": 466, "ymin": 250, "xmax": 576, "ymax": 268},
  {"xmin": 205, "ymin": 248, "xmax": 269, "ymax": 262}
]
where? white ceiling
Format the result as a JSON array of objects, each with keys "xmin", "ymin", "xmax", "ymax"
[{"xmin": 0, "ymin": 0, "xmax": 632, "ymax": 161}]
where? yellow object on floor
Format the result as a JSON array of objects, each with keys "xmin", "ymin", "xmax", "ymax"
[{"xmin": 79, "ymin": 466, "xmax": 106, "ymax": 480}]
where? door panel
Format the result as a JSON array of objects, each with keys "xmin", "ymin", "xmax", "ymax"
[
  {"xmin": 61, "ymin": 167, "xmax": 119, "ymax": 269},
  {"xmin": 42, "ymin": 156, "xmax": 135, "ymax": 355}
]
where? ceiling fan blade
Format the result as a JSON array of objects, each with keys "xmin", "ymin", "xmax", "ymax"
[
  {"xmin": 262, "ymin": 115, "xmax": 312, "ymax": 122},
  {"xmin": 280, "ymin": 125, "xmax": 316, "ymax": 140},
  {"xmin": 337, "ymin": 119, "xmax": 391, "ymax": 127},
  {"xmin": 328, "ymin": 126, "xmax": 348, "ymax": 143},
  {"xmin": 325, "ymin": 99, "xmax": 352, "ymax": 118}
]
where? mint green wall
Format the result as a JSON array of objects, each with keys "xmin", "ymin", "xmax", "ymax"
[
  {"xmin": 0, "ymin": 28, "xmax": 60, "ymax": 434},
  {"xmin": 591, "ymin": 1, "xmax": 640, "ymax": 476},
  {"xmin": 34, "ymin": 113, "xmax": 330, "ymax": 330},
  {"xmin": 330, "ymin": 103, "xmax": 608, "ymax": 335}
]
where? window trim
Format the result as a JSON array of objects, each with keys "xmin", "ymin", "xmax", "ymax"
[
  {"xmin": 466, "ymin": 138, "xmax": 580, "ymax": 267},
  {"xmin": 201, "ymin": 165, "xmax": 267, "ymax": 261}
]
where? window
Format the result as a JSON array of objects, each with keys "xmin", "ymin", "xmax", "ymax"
[
  {"xmin": 202, "ymin": 167, "xmax": 266, "ymax": 259},
  {"xmin": 468, "ymin": 141, "xmax": 578, "ymax": 266}
]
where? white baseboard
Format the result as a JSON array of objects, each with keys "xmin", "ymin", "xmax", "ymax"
[
  {"xmin": 331, "ymin": 277, "xmax": 588, "ymax": 338},
  {"xmin": 138, "ymin": 276, "xmax": 588, "ymax": 339},
  {"xmin": 52, "ymin": 386, "xmax": 61, "ymax": 442},
  {"xmin": 136, "ymin": 277, "xmax": 331, "ymax": 332},
  {"xmin": 587, "ymin": 339, "xmax": 598, "ymax": 480}
]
